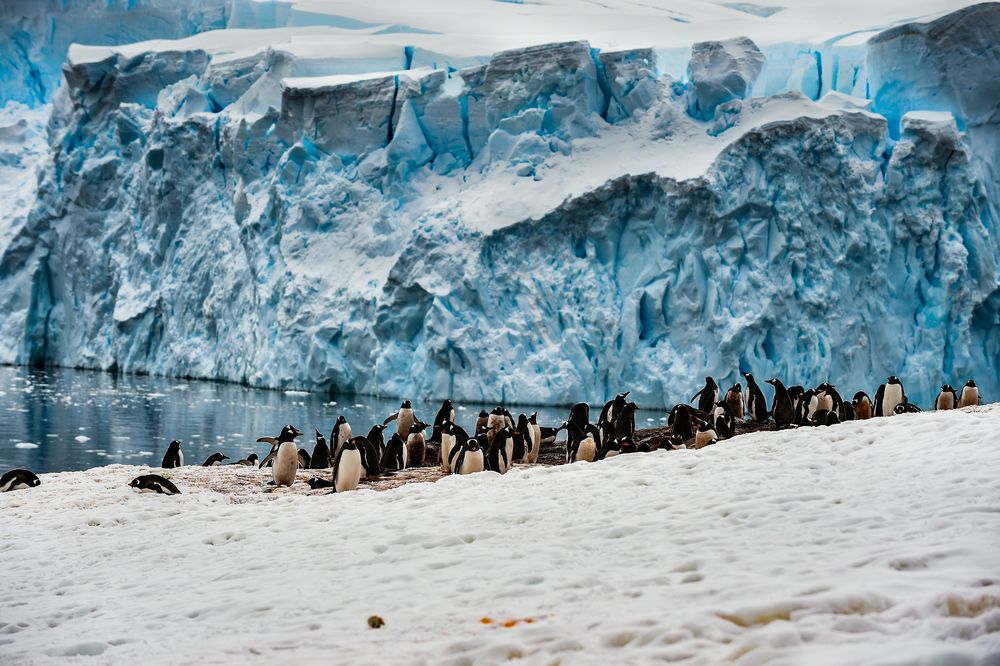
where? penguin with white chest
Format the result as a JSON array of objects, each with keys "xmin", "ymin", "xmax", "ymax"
[
  {"xmin": 202, "ymin": 452, "xmax": 229, "ymax": 466},
  {"xmin": 439, "ymin": 422, "xmax": 460, "ymax": 473},
  {"xmin": 431, "ymin": 399, "xmax": 455, "ymax": 444},
  {"xmin": 486, "ymin": 427, "xmax": 515, "ymax": 473},
  {"xmin": 450, "ymin": 434, "xmax": 485, "ymax": 475},
  {"xmin": 935, "ymin": 384, "xmax": 958, "ymax": 410},
  {"xmin": 959, "ymin": 380, "xmax": 979, "ymax": 408},
  {"xmin": 384, "ymin": 400, "xmax": 415, "ymax": 439},
  {"xmin": 1, "ymin": 469, "xmax": 40, "ymax": 492},
  {"xmin": 330, "ymin": 436, "xmax": 365, "ymax": 492},
  {"xmin": 257, "ymin": 425, "xmax": 303, "ymax": 487},
  {"xmin": 724, "ymin": 383, "xmax": 744, "ymax": 420},
  {"xmin": 128, "ymin": 474, "xmax": 180, "ymax": 495},
  {"xmin": 329, "ymin": 416, "xmax": 352, "ymax": 458},
  {"xmin": 878, "ymin": 376, "xmax": 906, "ymax": 416},
  {"xmin": 853, "ymin": 391, "xmax": 873, "ymax": 419},
  {"xmin": 406, "ymin": 421, "xmax": 428, "ymax": 467},
  {"xmin": 161, "ymin": 440, "xmax": 184, "ymax": 468},
  {"xmin": 527, "ymin": 413, "xmax": 542, "ymax": 463},
  {"xmin": 560, "ymin": 422, "xmax": 597, "ymax": 463},
  {"xmin": 742, "ymin": 372, "xmax": 769, "ymax": 423}
]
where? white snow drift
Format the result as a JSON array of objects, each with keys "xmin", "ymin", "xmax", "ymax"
[{"xmin": 2, "ymin": 406, "xmax": 999, "ymax": 664}]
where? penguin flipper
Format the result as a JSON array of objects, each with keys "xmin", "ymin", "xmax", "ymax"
[
  {"xmin": 258, "ymin": 448, "xmax": 278, "ymax": 469},
  {"xmin": 691, "ymin": 388, "xmax": 704, "ymax": 402},
  {"xmin": 256, "ymin": 437, "xmax": 278, "ymax": 445},
  {"xmin": 383, "ymin": 414, "xmax": 399, "ymax": 425}
]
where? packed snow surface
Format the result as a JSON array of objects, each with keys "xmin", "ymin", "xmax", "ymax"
[{"xmin": 2, "ymin": 406, "xmax": 1000, "ymax": 664}]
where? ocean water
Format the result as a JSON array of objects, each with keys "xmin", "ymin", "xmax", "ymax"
[{"xmin": 0, "ymin": 366, "xmax": 664, "ymax": 474}]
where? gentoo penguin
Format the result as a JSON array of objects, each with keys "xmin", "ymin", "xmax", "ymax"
[
  {"xmin": 935, "ymin": 384, "xmax": 958, "ymax": 410},
  {"xmin": 840, "ymin": 402, "xmax": 856, "ymax": 421},
  {"xmin": 561, "ymin": 422, "xmax": 597, "ymax": 463},
  {"xmin": 873, "ymin": 384, "xmax": 886, "ymax": 417},
  {"xmin": 691, "ymin": 377, "xmax": 720, "ymax": 414},
  {"xmin": 306, "ymin": 477, "xmax": 334, "ymax": 489},
  {"xmin": 515, "ymin": 413, "xmax": 534, "ymax": 463},
  {"xmin": 329, "ymin": 416, "xmax": 352, "ymax": 457},
  {"xmin": 331, "ymin": 437, "xmax": 364, "ymax": 493},
  {"xmin": 439, "ymin": 422, "xmax": 466, "ymax": 472},
  {"xmin": 817, "ymin": 383, "xmax": 844, "ymax": 416},
  {"xmin": 815, "ymin": 386, "xmax": 834, "ymax": 413},
  {"xmin": 742, "ymin": 372, "xmax": 769, "ymax": 423},
  {"xmin": 383, "ymin": 400, "xmax": 415, "ymax": 438},
  {"xmin": 297, "ymin": 448, "xmax": 311, "ymax": 469},
  {"xmin": 670, "ymin": 404, "xmax": 698, "ymax": 441},
  {"xmin": 797, "ymin": 389, "xmax": 819, "ymax": 425},
  {"xmin": 357, "ymin": 436, "xmax": 384, "ymax": 478},
  {"xmin": 527, "ymin": 413, "xmax": 542, "ymax": 463},
  {"xmin": 765, "ymin": 378, "xmax": 794, "ymax": 428},
  {"xmin": 724, "ymin": 383, "xmax": 744, "ymax": 420},
  {"xmin": 366, "ymin": 424, "xmax": 387, "ymax": 459},
  {"xmin": 449, "ymin": 434, "xmax": 485, "ymax": 475},
  {"xmin": 202, "ymin": 452, "xmax": 229, "ymax": 466},
  {"xmin": 663, "ymin": 434, "xmax": 687, "ymax": 450},
  {"xmin": 161, "ymin": 440, "xmax": 184, "ymax": 468},
  {"xmin": 597, "ymin": 437, "xmax": 623, "ymax": 460},
  {"xmin": 959, "ymin": 380, "xmax": 980, "ymax": 408},
  {"xmin": 567, "ymin": 403, "xmax": 590, "ymax": 433},
  {"xmin": 128, "ymin": 474, "xmax": 181, "ymax": 495},
  {"xmin": 475, "ymin": 410, "xmax": 489, "ymax": 434},
  {"xmin": 879, "ymin": 376, "xmax": 906, "ymax": 416},
  {"xmin": 853, "ymin": 391, "xmax": 873, "ymax": 420},
  {"xmin": 431, "ymin": 399, "xmax": 455, "ymax": 443},
  {"xmin": 893, "ymin": 402, "xmax": 921, "ymax": 414},
  {"xmin": 257, "ymin": 425, "xmax": 303, "ymax": 487},
  {"xmin": 598, "ymin": 392, "xmax": 630, "ymax": 426},
  {"xmin": 787, "ymin": 385, "xmax": 805, "ymax": 419},
  {"xmin": 310, "ymin": 430, "xmax": 331, "ymax": 469},
  {"xmin": 502, "ymin": 408, "xmax": 516, "ymax": 430},
  {"xmin": 381, "ymin": 433, "xmax": 407, "ymax": 471},
  {"xmin": 486, "ymin": 427, "xmax": 514, "ymax": 474},
  {"xmin": 406, "ymin": 421, "xmax": 428, "ymax": 467},
  {"xmin": 233, "ymin": 453, "xmax": 259, "ymax": 467},
  {"xmin": 613, "ymin": 402, "xmax": 639, "ymax": 439},
  {"xmin": 693, "ymin": 421, "xmax": 718, "ymax": 449},
  {"xmin": 1, "ymin": 469, "xmax": 40, "ymax": 492},
  {"xmin": 486, "ymin": 406, "xmax": 507, "ymax": 435},
  {"xmin": 712, "ymin": 401, "xmax": 735, "ymax": 439}
]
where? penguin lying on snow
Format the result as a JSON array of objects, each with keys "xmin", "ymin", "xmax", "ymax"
[
  {"xmin": 893, "ymin": 402, "xmax": 921, "ymax": 414},
  {"xmin": 161, "ymin": 440, "xmax": 184, "ymax": 468},
  {"xmin": 129, "ymin": 474, "xmax": 181, "ymax": 495},
  {"xmin": 1, "ymin": 469, "xmax": 40, "ymax": 492},
  {"xmin": 202, "ymin": 452, "xmax": 229, "ymax": 466},
  {"xmin": 233, "ymin": 454, "xmax": 259, "ymax": 466}
]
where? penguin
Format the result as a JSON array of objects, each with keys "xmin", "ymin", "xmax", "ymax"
[
  {"xmin": 486, "ymin": 406, "xmax": 507, "ymax": 435},
  {"xmin": 691, "ymin": 377, "xmax": 720, "ymax": 414},
  {"xmin": 809, "ymin": 409, "xmax": 840, "ymax": 426},
  {"xmin": 742, "ymin": 372, "xmax": 769, "ymax": 423},
  {"xmin": 381, "ymin": 433, "xmax": 407, "ymax": 471},
  {"xmin": 449, "ymin": 434, "xmax": 485, "ymax": 475},
  {"xmin": 815, "ymin": 386, "xmax": 834, "ymax": 413},
  {"xmin": 712, "ymin": 401, "xmax": 736, "ymax": 439},
  {"xmin": 257, "ymin": 425, "xmax": 302, "ymax": 487},
  {"xmin": 233, "ymin": 453, "xmax": 259, "ymax": 467},
  {"xmin": 663, "ymin": 434, "xmax": 687, "ymax": 450},
  {"xmin": 161, "ymin": 440, "xmax": 184, "ymax": 468},
  {"xmin": 366, "ymin": 424, "xmax": 387, "ymax": 459},
  {"xmin": 515, "ymin": 413, "xmax": 534, "ymax": 463},
  {"xmin": 693, "ymin": 421, "xmax": 718, "ymax": 449},
  {"xmin": 765, "ymin": 378, "xmax": 794, "ymax": 428},
  {"xmin": 486, "ymin": 427, "xmax": 514, "ymax": 474},
  {"xmin": 787, "ymin": 386, "xmax": 805, "ymax": 419},
  {"xmin": 797, "ymin": 389, "xmax": 818, "ymax": 425},
  {"xmin": 502, "ymin": 408, "xmax": 516, "ymax": 430},
  {"xmin": 851, "ymin": 391, "xmax": 872, "ymax": 420},
  {"xmin": 561, "ymin": 421, "xmax": 597, "ymax": 463},
  {"xmin": 879, "ymin": 376, "xmax": 906, "ymax": 416},
  {"xmin": 475, "ymin": 410, "xmax": 489, "ymax": 434},
  {"xmin": 1, "ymin": 469, "xmax": 40, "ymax": 492},
  {"xmin": 613, "ymin": 402, "xmax": 639, "ymax": 440},
  {"xmin": 431, "ymin": 399, "xmax": 455, "ymax": 443},
  {"xmin": 329, "ymin": 416, "xmax": 352, "ymax": 457},
  {"xmin": 310, "ymin": 430, "xmax": 331, "ymax": 469},
  {"xmin": 873, "ymin": 384, "xmax": 886, "ymax": 417},
  {"xmin": 527, "ymin": 413, "xmax": 542, "ymax": 463},
  {"xmin": 935, "ymin": 384, "xmax": 958, "ymax": 410},
  {"xmin": 439, "ymin": 422, "xmax": 467, "ymax": 472},
  {"xmin": 128, "ymin": 474, "xmax": 181, "ymax": 495},
  {"xmin": 893, "ymin": 402, "xmax": 921, "ymax": 414},
  {"xmin": 297, "ymin": 448, "xmax": 311, "ymax": 469},
  {"xmin": 959, "ymin": 380, "xmax": 980, "ymax": 408},
  {"xmin": 202, "ymin": 452, "xmax": 229, "ymax": 467},
  {"xmin": 817, "ymin": 383, "xmax": 844, "ymax": 416},
  {"xmin": 724, "ymin": 383, "xmax": 744, "ymax": 420},
  {"xmin": 383, "ymin": 400, "xmax": 414, "ymax": 438},
  {"xmin": 306, "ymin": 477, "xmax": 334, "ymax": 490},
  {"xmin": 567, "ymin": 403, "xmax": 590, "ymax": 433},
  {"xmin": 357, "ymin": 436, "xmax": 384, "ymax": 478},
  {"xmin": 330, "ymin": 437, "xmax": 364, "ymax": 493},
  {"xmin": 670, "ymin": 404, "xmax": 698, "ymax": 441},
  {"xmin": 406, "ymin": 421, "xmax": 428, "ymax": 467},
  {"xmin": 840, "ymin": 402, "xmax": 856, "ymax": 421},
  {"xmin": 598, "ymin": 392, "xmax": 630, "ymax": 426}
]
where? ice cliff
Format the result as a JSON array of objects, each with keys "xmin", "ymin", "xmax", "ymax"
[{"xmin": 0, "ymin": 1, "xmax": 997, "ymax": 407}]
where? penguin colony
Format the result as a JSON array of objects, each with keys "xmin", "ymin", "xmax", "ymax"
[{"xmin": 0, "ymin": 377, "xmax": 982, "ymax": 495}]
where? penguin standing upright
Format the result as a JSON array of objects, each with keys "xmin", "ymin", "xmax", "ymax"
[
  {"xmin": 356, "ymin": 437, "xmax": 383, "ymax": 479},
  {"xmin": 613, "ymin": 402, "xmax": 639, "ymax": 440},
  {"xmin": 310, "ymin": 430, "xmax": 331, "ymax": 469},
  {"xmin": 475, "ymin": 410, "xmax": 489, "ymax": 434},
  {"xmin": 742, "ymin": 373, "xmax": 768, "ymax": 423},
  {"xmin": 406, "ymin": 421, "xmax": 428, "ymax": 467},
  {"xmin": 161, "ymin": 440, "xmax": 184, "ymax": 469},
  {"xmin": 486, "ymin": 427, "xmax": 514, "ymax": 474},
  {"xmin": 202, "ymin": 452, "xmax": 229, "ymax": 466},
  {"xmin": 691, "ymin": 377, "xmax": 720, "ymax": 414},
  {"xmin": 796, "ymin": 389, "xmax": 818, "ymax": 425},
  {"xmin": 787, "ymin": 386, "xmax": 805, "ymax": 419},
  {"xmin": 383, "ymin": 400, "xmax": 414, "ymax": 438},
  {"xmin": 329, "ymin": 416, "xmax": 352, "ymax": 457},
  {"xmin": 561, "ymin": 422, "xmax": 597, "ymax": 463},
  {"xmin": 693, "ymin": 420, "xmax": 718, "ymax": 449},
  {"xmin": 598, "ymin": 392, "xmax": 630, "ymax": 426},
  {"xmin": 431, "ymin": 399, "xmax": 455, "ymax": 443},
  {"xmin": 486, "ymin": 406, "xmax": 507, "ymax": 435},
  {"xmin": 873, "ymin": 384, "xmax": 886, "ymax": 416},
  {"xmin": 878, "ymin": 376, "xmax": 906, "ymax": 416},
  {"xmin": 724, "ymin": 383, "xmax": 744, "ymax": 420},
  {"xmin": 257, "ymin": 425, "xmax": 302, "ymax": 487},
  {"xmin": 853, "ymin": 391, "xmax": 873, "ymax": 420},
  {"xmin": 567, "ymin": 403, "xmax": 590, "ymax": 433},
  {"xmin": 712, "ymin": 401, "xmax": 735, "ymax": 439},
  {"xmin": 959, "ymin": 380, "xmax": 979, "ymax": 408},
  {"xmin": 440, "ymin": 422, "xmax": 467, "ymax": 472},
  {"xmin": 331, "ymin": 437, "xmax": 364, "ymax": 493},
  {"xmin": 449, "ymin": 434, "xmax": 485, "ymax": 475},
  {"xmin": 765, "ymin": 378, "xmax": 794, "ymax": 428},
  {"xmin": 366, "ymin": 424, "xmax": 387, "ymax": 459},
  {"xmin": 527, "ymin": 413, "xmax": 542, "ymax": 463},
  {"xmin": 1, "ymin": 469, "xmax": 40, "ymax": 492},
  {"xmin": 515, "ymin": 414, "xmax": 534, "ymax": 464},
  {"xmin": 935, "ymin": 384, "xmax": 958, "ymax": 410},
  {"xmin": 670, "ymin": 405, "xmax": 697, "ymax": 442},
  {"xmin": 297, "ymin": 449, "xmax": 311, "ymax": 469},
  {"xmin": 381, "ymin": 433, "xmax": 408, "ymax": 471}
]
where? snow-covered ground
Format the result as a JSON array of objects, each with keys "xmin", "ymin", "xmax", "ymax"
[{"xmin": 3, "ymin": 406, "xmax": 999, "ymax": 664}]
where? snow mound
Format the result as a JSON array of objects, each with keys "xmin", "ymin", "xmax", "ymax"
[{"xmin": 2, "ymin": 406, "xmax": 999, "ymax": 663}]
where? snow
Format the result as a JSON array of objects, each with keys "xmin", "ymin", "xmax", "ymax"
[{"xmin": 2, "ymin": 406, "xmax": 999, "ymax": 663}]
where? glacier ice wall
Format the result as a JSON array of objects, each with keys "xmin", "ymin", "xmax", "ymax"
[{"xmin": 0, "ymin": 4, "xmax": 998, "ymax": 407}]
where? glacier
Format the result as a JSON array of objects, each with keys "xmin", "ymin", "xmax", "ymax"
[{"xmin": 0, "ymin": 1, "xmax": 997, "ymax": 408}]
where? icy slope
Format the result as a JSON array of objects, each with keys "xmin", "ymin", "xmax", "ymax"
[{"xmin": 2, "ymin": 406, "xmax": 999, "ymax": 664}]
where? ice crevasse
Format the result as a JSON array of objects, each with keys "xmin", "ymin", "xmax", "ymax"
[{"xmin": 0, "ymin": 2, "xmax": 997, "ymax": 408}]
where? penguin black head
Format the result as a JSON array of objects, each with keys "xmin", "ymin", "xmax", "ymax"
[
  {"xmin": 965, "ymin": 379, "xmax": 977, "ymax": 388},
  {"xmin": 887, "ymin": 376, "xmax": 901, "ymax": 385},
  {"xmin": 344, "ymin": 437, "xmax": 362, "ymax": 450},
  {"xmin": 247, "ymin": 454, "xmax": 259, "ymax": 464},
  {"xmin": 335, "ymin": 415, "xmax": 347, "ymax": 426},
  {"xmin": 370, "ymin": 424, "xmax": 386, "ymax": 433},
  {"xmin": 401, "ymin": 400, "xmax": 412, "ymax": 409},
  {"xmin": 491, "ymin": 406, "xmax": 504, "ymax": 415},
  {"xmin": 706, "ymin": 377, "xmax": 717, "ymax": 387},
  {"xmin": 941, "ymin": 384, "xmax": 954, "ymax": 392},
  {"xmin": 168, "ymin": 440, "xmax": 181, "ymax": 449},
  {"xmin": 853, "ymin": 391, "xmax": 869, "ymax": 403},
  {"xmin": 732, "ymin": 382, "xmax": 742, "ymax": 391},
  {"xmin": 279, "ymin": 425, "xmax": 303, "ymax": 441},
  {"xmin": 128, "ymin": 477, "xmax": 140, "ymax": 488},
  {"xmin": 479, "ymin": 410, "xmax": 488, "ymax": 417},
  {"xmin": 410, "ymin": 420, "xmax": 429, "ymax": 433}
]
